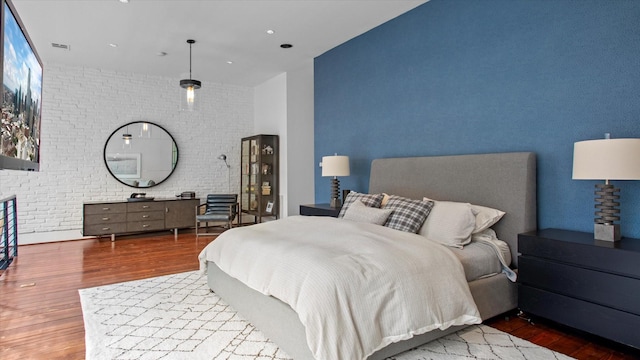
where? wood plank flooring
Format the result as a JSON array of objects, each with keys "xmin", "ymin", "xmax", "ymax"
[{"xmin": 1, "ymin": 231, "xmax": 639, "ymax": 360}]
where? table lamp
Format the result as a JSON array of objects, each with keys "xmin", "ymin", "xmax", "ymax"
[
  {"xmin": 572, "ymin": 135, "xmax": 640, "ymax": 241},
  {"xmin": 321, "ymin": 154, "xmax": 350, "ymax": 208}
]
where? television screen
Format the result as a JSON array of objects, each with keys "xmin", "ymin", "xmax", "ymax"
[{"xmin": 0, "ymin": 0, "xmax": 42, "ymax": 171}]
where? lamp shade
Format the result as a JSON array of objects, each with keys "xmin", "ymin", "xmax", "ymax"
[
  {"xmin": 573, "ymin": 138, "xmax": 640, "ymax": 180},
  {"xmin": 322, "ymin": 155, "xmax": 350, "ymax": 177}
]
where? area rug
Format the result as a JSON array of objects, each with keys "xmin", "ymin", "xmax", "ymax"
[{"xmin": 79, "ymin": 271, "xmax": 574, "ymax": 360}]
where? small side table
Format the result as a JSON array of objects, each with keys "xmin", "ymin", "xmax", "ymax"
[{"xmin": 299, "ymin": 203, "xmax": 341, "ymax": 217}]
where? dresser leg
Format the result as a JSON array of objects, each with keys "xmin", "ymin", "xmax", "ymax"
[
  {"xmin": 517, "ymin": 310, "xmax": 534, "ymax": 324},
  {"xmin": 111, "ymin": 234, "xmax": 115, "ymax": 242}
]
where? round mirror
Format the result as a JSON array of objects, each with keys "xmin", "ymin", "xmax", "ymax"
[{"xmin": 104, "ymin": 121, "xmax": 178, "ymax": 188}]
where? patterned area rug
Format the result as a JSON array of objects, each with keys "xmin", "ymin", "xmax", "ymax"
[{"xmin": 79, "ymin": 271, "xmax": 573, "ymax": 360}]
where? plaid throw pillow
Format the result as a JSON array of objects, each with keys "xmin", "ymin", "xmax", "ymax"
[
  {"xmin": 338, "ymin": 192, "xmax": 384, "ymax": 218},
  {"xmin": 382, "ymin": 195, "xmax": 435, "ymax": 233}
]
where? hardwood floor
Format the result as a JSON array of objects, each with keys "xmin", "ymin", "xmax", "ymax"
[
  {"xmin": 485, "ymin": 312, "xmax": 639, "ymax": 360},
  {"xmin": 1, "ymin": 231, "xmax": 639, "ymax": 360},
  {"xmin": 0, "ymin": 231, "xmax": 215, "ymax": 360}
]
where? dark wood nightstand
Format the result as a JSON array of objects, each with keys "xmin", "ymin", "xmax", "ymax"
[
  {"xmin": 518, "ymin": 228, "xmax": 640, "ymax": 350},
  {"xmin": 299, "ymin": 203, "xmax": 341, "ymax": 217}
]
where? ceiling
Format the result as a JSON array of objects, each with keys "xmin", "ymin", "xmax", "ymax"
[{"xmin": 12, "ymin": 0, "xmax": 427, "ymax": 87}]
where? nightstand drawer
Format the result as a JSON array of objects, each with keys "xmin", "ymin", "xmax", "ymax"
[
  {"xmin": 519, "ymin": 229, "xmax": 640, "ymax": 278},
  {"xmin": 519, "ymin": 256, "xmax": 640, "ymax": 315},
  {"xmin": 519, "ymin": 285, "xmax": 640, "ymax": 349}
]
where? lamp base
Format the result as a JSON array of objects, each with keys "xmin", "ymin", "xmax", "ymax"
[
  {"xmin": 330, "ymin": 177, "xmax": 341, "ymax": 208},
  {"xmin": 594, "ymin": 223, "xmax": 620, "ymax": 242}
]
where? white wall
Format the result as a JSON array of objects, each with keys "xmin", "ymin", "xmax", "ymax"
[
  {"xmin": 285, "ymin": 61, "xmax": 315, "ymax": 215},
  {"xmin": 253, "ymin": 61, "xmax": 315, "ymax": 218},
  {"xmin": 254, "ymin": 73, "xmax": 288, "ymax": 217},
  {"xmin": 0, "ymin": 63, "xmax": 254, "ymax": 244}
]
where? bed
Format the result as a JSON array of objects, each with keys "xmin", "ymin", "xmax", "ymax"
[{"xmin": 199, "ymin": 152, "xmax": 537, "ymax": 360}]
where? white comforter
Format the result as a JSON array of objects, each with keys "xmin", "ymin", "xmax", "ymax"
[{"xmin": 199, "ymin": 216, "xmax": 481, "ymax": 360}]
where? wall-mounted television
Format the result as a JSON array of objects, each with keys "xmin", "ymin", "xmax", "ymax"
[{"xmin": 0, "ymin": 0, "xmax": 42, "ymax": 171}]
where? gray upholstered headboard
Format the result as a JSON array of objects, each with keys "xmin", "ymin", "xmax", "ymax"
[{"xmin": 369, "ymin": 152, "xmax": 536, "ymax": 267}]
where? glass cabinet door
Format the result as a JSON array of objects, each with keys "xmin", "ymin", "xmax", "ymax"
[{"xmin": 240, "ymin": 134, "xmax": 278, "ymax": 223}]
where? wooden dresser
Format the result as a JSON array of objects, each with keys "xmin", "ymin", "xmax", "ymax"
[{"xmin": 83, "ymin": 198, "xmax": 199, "ymax": 240}]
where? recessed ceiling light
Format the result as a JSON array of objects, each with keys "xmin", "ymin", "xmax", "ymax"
[
  {"xmin": 51, "ymin": 43, "xmax": 70, "ymax": 50},
  {"xmin": 109, "ymin": 43, "xmax": 118, "ymax": 48},
  {"xmin": 280, "ymin": 44, "xmax": 293, "ymax": 49},
  {"xmin": 119, "ymin": 0, "xmax": 129, "ymax": 3},
  {"xmin": 266, "ymin": 29, "xmax": 275, "ymax": 35},
  {"xmin": 157, "ymin": 51, "xmax": 167, "ymax": 57},
  {"xmin": 226, "ymin": 61, "xmax": 233, "ymax": 64}
]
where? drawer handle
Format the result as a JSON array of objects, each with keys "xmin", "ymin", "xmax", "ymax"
[
  {"xmin": 142, "ymin": 205, "xmax": 150, "ymax": 209},
  {"xmin": 102, "ymin": 217, "xmax": 110, "ymax": 221},
  {"xmin": 142, "ymin": 215, "xmax": 149, "ymax": 218},
  {"xmin": 102, "ymin": 207, "xmax": 110, "ymax": 211},
  {"xmin": 142, "ymin": 224, "xmax": 150, "ymax": 228},
  {"xmin": 102, "ymin": 227, "xmax": 110, "ymax": 231}
]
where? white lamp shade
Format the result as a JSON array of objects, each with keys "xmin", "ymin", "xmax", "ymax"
[
  {"xmin": 573, "ymin": 138, "xmax": 640, "ymax": 180},
  {"xmin": 322, "ymin": 155, "xmax": 350, "ymax": 177}
]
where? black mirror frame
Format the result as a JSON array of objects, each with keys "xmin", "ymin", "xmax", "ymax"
[{"xmin": 103, "ymin": 121, "xmax": 179, "ymax": 188}]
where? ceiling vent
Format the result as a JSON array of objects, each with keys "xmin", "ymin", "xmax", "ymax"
[{"xmin": 51, "ymin": 43, "xmax": 70, "ymax": 50}]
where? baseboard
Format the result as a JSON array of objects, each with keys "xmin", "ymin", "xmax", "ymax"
[{"xmin": 19, "ymin": 230, "xmax": 92, "ymax": 245}]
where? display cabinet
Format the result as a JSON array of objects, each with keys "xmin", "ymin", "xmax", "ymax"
[{"xmin": 241, "ymin": 134, "xmax": 279, "ymax": 223}]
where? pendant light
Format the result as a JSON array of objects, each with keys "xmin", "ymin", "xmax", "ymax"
[
  {"xmin": 139, "ymin": 122, "xmax": 151, "ymax": 138},
  {"xmin": 122, "ymin": 126, "xmax": 132, "ymax": 149},
  {"xmin": 179, "ymin": 39, "xmax": 201, "ymax": 111}
]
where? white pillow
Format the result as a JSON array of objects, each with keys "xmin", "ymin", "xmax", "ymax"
[
  {"xmin": 343, "ymin": 200, "xmax": 393, "ymax": 225},
  {"xmin": 470, "ymin": 204, "xmax": 505, "ymax": 233},
  {"xmin": 419, "ymin": 199, "xmax": 477, "ymax": 248}
]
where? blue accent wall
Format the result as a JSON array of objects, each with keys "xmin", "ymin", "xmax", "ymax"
[{"xmin": 314, "ymin": 0, "xmax": 640, "ymax": 237}]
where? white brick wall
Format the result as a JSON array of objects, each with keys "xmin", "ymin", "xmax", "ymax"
[{"xmin": 0, "ymin": 63, "xmax": 254, "ymax": 239}]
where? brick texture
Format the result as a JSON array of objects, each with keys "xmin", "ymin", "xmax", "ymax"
[{"xmin": 0, "ymin": 63, "xmax": 254, "ymax": 236}]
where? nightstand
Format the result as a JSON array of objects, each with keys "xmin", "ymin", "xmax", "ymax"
[
  {"xmin": 518, "ymin": 228, "xmax": 640, "ymax": 350},
  {"xmin": 299, "ymin": 203, "xmax": 341, "ymax": 217}
]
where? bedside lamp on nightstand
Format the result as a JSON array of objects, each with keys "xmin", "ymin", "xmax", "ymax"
[
  {"xmin": 572, "ymin": 134, "xmax": 640, "ymax": 241},
  {"xmin": 321, "ymin": 154, "xmax": 350, "ymax": 208}
]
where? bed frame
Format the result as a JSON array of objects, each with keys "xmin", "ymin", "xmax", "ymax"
[{"xmin": 207, "ymin": 152, "xmax": 537, "ymax": 360}]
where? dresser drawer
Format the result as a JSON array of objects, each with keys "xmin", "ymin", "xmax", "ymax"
[
  {"xmin": 83, "ymin": 222, "xmax": 127, "ymax": 235},
  {"xmin": 519, "ymin": 285, "xmax": 640, "ymax": 349},
  {"xmin": 126, "ymin": 211, "xmax": 164, "ymax": 222},
  {"xmin": 127, "ymin": 202, "xmax": 165, "ymax": 212},
  {"xmin": 84, "ymin": 203, "xmax": 127, "ymax": 215},
  {"xmin": 127, "ymin": 220, "xmax": 165, "ymax": 232},
  {"xmin": 84, "ymin": 213, "xmax": 127, "ymax": 226},
  {"xmin": 519, "ymin": 256, "xmax": 640, "ymax": 315},
  {"xmin": 519, "ymin": 230, "xmax": 640, "ymax": 278}
]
